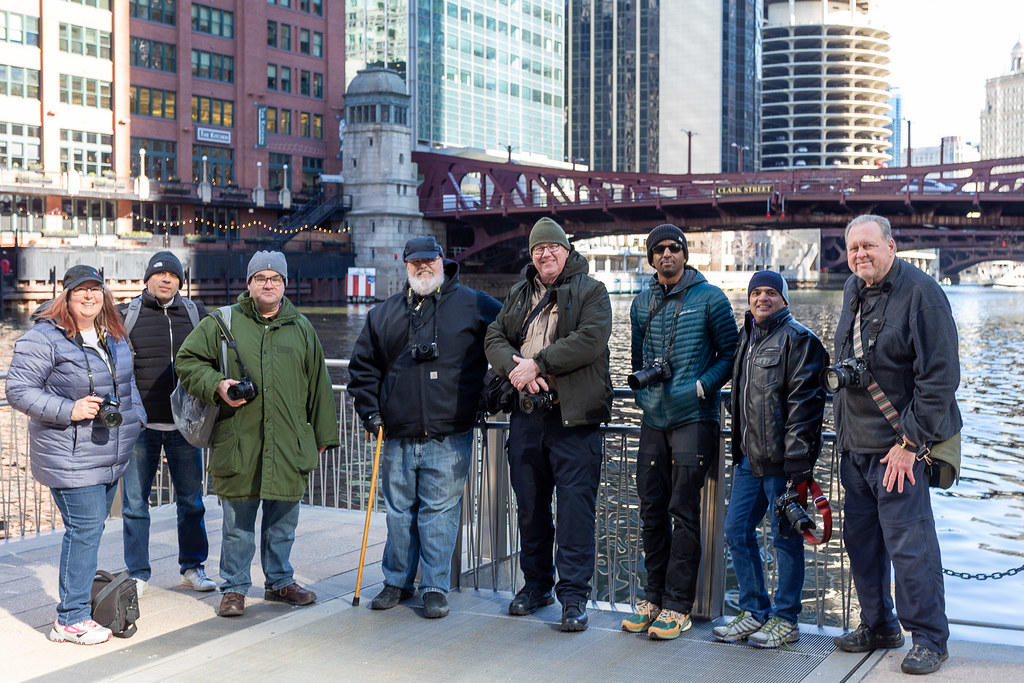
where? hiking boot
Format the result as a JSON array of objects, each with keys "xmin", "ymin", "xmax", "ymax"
[
  {"xmin": 748, "ymin": 616, "xmax": 799, "ymax": 648},
  {"xmin": 621, "ymin": 600, "xmax": 661, "ymax": 633},
  {"xmin": 560, "ymin": 602, "xmax": 588, "ymax": 632},
  {"xmin": 508, "ymin": 587, "xmax": 554, "ymax": 616},
  {"xmin": 422, "ymin": 591, "xmax": 449, "ymax": 619},
  {"xmin": 217, "ymin": 592, "xmax": 245, "ymax": 617},
  {"xmin": 182, "ymin": 567, "xmax": 217, "ymax": 592},
  {"xmin": 901, "ymin": 644, "xmax": 949, "ymax": 675},
  {"xmin": 49, "ymin": 618, "xmax": 112, "ymax": 645},
  {"xmin": 648, "ymin": 609, "xmax": 691, "ymax": 640},
  {"xmin": 834, "ymin": 622, "xmax": 905, "ymax": 652},
  {"xmin": 712, "ymin": 611, "xmax": 764, "ymax": 642},
  {"xmin": 371, "ymin": 585, "xmax": 414, "ymax": 610}
]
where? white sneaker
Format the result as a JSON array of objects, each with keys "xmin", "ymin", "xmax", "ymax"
[
  {"xmin": 49, "ymin": 618, "xmax": 112, "ymax": 645},
  {"xmin": 133, "ymin": 578, "xmax": 148, "ymax": 597},
  {"xmin": 181, "ymin": 567, "xmax": 217, "ymax": 592}
]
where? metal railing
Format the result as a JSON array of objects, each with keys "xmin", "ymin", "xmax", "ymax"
[{"xmin": 1, "ymin": 363, "xmax": 853, "ymax": 627}]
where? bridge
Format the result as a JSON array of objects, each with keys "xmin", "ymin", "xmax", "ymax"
[{"xmin": 413, "ymin": 152, "xmax": 1024, "ymax": 276}]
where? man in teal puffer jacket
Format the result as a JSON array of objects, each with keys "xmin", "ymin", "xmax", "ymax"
[{"xmin": 621, "ymin": 224, "xmax": 738, "ymax": 640}]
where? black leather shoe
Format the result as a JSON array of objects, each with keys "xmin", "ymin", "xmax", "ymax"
[
  {"xmin": 371, "ymin": 585, "xmax": 414, "ymax": 610},
  {"xmin": 834, "ymin": 623, "xmax": 905, "ymax": 652},
  {"xmin": 560, "ymin": 602, "xmax": 588, "ymax": 632},
  {"xmin": 508, "ymin": 587, "xmax": 554, "ymax": 616}
]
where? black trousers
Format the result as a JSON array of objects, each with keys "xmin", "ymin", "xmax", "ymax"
[
  {"xmin": 507, "ymin": 406, "xmax": 602, "ymax": 604},
  {"xmin": 636, "ymin": 421, "xmax": 718, "ymax": 614}
]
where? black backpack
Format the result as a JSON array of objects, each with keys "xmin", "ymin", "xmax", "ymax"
[{"xmin": 90, "ymin": 570, "xmax": 140, "ymax": 638}]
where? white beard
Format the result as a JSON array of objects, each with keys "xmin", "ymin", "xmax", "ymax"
[{"xmin": 409, "ymin": 268, "xmax": 444, "ymax": 297}]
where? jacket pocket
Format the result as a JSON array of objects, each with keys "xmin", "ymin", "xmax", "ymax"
[
  {"xmin": 752, "ymin": 349, "xmax": 781, "ymax": 390},
  {"xmin": 295, "ymin": 422, "xmax": 318, "ymax": 474},
  {"xmin": 207, "ymin": 416, "xmax": 241, "ymax": 476}
]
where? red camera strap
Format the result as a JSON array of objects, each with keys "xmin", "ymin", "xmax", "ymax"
[{"xmin": 796, "ymin": 479, "xmax": 833, "ymax": 545}]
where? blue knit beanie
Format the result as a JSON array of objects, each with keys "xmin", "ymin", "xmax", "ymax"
[{"xmin": 747, "ymin": 270, "xmax": 789, "ymax": 303}]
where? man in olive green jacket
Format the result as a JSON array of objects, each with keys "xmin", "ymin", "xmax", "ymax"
[
  {"xmin": 176, "ymin": 251, "xmax": 339, "ymax": 618},
  {"xmin": 485, "ymin": 217, "xmax": 612, "ymax": 633}
]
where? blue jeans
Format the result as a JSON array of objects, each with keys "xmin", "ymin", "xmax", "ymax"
[
  {"xmin": 380, "ymin": 430, "xmax": 472, "ymax": 594},
  {"xmin": 724, "ymin": 456, "xmax": 805, "ymax": 623},
  {"xmin": 841, "ymin": 450, "xmax": 948, "ymax": 654},
  {"xmin": 51, "ymin": 483, "xmax": 117, "ymax": 625},
  {"xmin": 122, "ymin": 428, "xmax": 209, "ymax": 579},
  {"xmin": 219, "ymin": 498, "xmax": 300, "ymax": 595},
  {"xmin": 507, "ymin": 407, "xmax": 602, "ymax": 604}
]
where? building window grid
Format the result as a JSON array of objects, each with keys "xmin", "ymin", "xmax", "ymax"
[
  {"xmin": 130, "ymin": 137, "xmax": 177, "ymax": 180},
  {"xmin": 59, "ymin": 129, "xmax": 113, "ymax": 177},
  {"xmin": 268, "ymin": 152, "xmax": 290, "ymax": 189},
  {"xmin": 61, "ymin": 197, "xmax": 117, "ymax": 236},
  {"xmin": 68, "ymin": 0, "xmax": 113, "ymax": 8},
  {"xmin": 59, "ymin": 24, "xmax": 113, "ymax": 59},
  {"xmin": 191, "ymin": 49, "xmax": 234, "ymax": 82},
  {"xmin": 280, "ymin": 67, "xmax": 291, "ymax": 93},
  {"xmin": 132, "ymin": 202, "xmax": 182, "ymax": 235},
  {"xmin": 0, "ymin": 65, "xmax": 41, "ymax": 99},
  {"xmin": 130, "ymin": 85, "xmax": 176, "ymax": 119},
  {"xmin": 191, "ymin": 145, "xmax": 234, "ymax": 186},
  {"xmin": 130, "ymin": 37, "xmax": 176, "ymax": 72},
  {"xmin": 130, "ymin": 0, "xmax": 176, "ymax": 25},
  {"xmin": 0, "ymin": 122, "xmax": 41, "ymax": 169},
  {"xmin": 1, "ymin": 12, "xmax": 41, "ymax": 46},
  {"xmin": 59, "ymin": 74, "xmax": 111, "ymax": 109},
  {"xmin": 191, "ymin": 95, "xmax": 234, "ymax": 127},
  {"xmin": 191, "ymin": 4, "xmax": 234, "ymax": 38}
]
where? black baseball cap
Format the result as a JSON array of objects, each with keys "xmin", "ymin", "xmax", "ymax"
[
  {"xmin": 62, "ymin": 265, "xmax": 103, "ymax": 291},
  {"xmin": 403, "ymin": 236, "xmax": 444, "ymax": 262}
]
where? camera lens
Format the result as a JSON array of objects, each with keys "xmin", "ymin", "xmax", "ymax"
[
  {"xmin": 100, "ymin": 409, "xmax": 122, "ymax": 428},
  {"xmin": 627, "ymin": 366, "xmax": 660, "ymax": 391}
]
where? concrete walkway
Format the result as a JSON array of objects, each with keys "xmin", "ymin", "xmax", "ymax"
[{"xmin": 1, "ymin": 498, "xmax": 1021, "ymax": 681}]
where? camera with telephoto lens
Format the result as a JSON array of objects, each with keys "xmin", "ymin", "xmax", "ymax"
[
  {"xmin": 520, "ymin": 390, "xmax": 556, "ymax": 415},
  {"xmin": 774, "ymin": 487, "xmax": 815, "ymax": 536},
  {"xmin": 95, "ymin": 393, "xmax": 122, "ymax": 428},
  {"xmin": 411, "ymin": 342, "xmax": 439, "ymax": 362},
  {"xmin": 820, "ymin": 357, "xmax": 871, "ymax": 393},
  {"xmin": 227, "ymin": 378, "xmax": 258, "ymax": 402},
  {"xmin": 627, "ymin": 357, "xmax": 672, "ymax": 391}
]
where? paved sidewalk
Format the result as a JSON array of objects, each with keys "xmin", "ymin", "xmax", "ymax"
[{"xmin": 2, "ymin": 498, "xmax": 1022, "ymax": 681}]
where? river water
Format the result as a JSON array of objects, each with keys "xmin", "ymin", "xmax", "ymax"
[{"xmin": 3, "ymin": 285, "xmax": 1022, "ymax": 629}]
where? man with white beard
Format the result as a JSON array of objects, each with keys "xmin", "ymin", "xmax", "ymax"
[{"xmin": 348, "ymin": 236, "xmax": 500, "ymax": 618}]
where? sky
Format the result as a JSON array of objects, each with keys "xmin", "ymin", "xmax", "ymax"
[{"xmin": 881, "ymin": 0, "xmax": 1024, "ymax": 147}]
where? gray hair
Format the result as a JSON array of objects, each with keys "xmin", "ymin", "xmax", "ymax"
[{"xmin": 845, "ymin": 214, "xmax": 892, "ymax": 242}]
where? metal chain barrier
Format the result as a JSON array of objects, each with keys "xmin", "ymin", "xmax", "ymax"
[{"xmin": 943, "ymin": 563, "xmax": 1024, "ymax": 580}]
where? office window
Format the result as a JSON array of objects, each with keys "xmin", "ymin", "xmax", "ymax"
[
  {"xmin": 311, "ymin": 0, "xmax": 321, "ymax": 16},
  {"xmin": 312, "ymin": 31, "xmax": 322, "ymax": 57},
  {"xmin": 280, "ymin": 66, "xmax": 291, "ymax": 93},
  {"xmin": 267, "ymin": 20, "xmax": 277, "ymax": 48},
  {"xmin": 279, "ymin": 109, "xmax": 291, "ymax": 135},
  {"xmin": 266, "ymin": 107, "xmax": 277, "ymax": 133},
  {"xmin": 191, "ymin": 95, "xmax": 234, "ymax": 127},
  {"xmin": 59, "ymin": 74, "xmax": 111, "ymax": 109},
  {"xmin": 300, "ymin": 70, "xmax": 310, "ymax": 96},
  {"xmin": 0, "ymin": 65, "xmax": 40, "ymax": 99},
  {"xmin": 59, "ymin": 129, "xmax": 114, "ymax": 176},
  {"xmin": 68, "ymin": 0, "xmax": 113, "ymax": 8},
  {"xmin": 299, "ymin": 28, "xmax": 310, "ymax": 55},
  {"xmin": 280, "ymin": 24, "xmax": 291, "ymax": 51},
  {"xmin": 59, "ymin": 24, "xmax": 112, "ymax": 59},
  {"xmin": 267, "ymin": 64, "xmax": 277, "ymax": 90},
  {"xmin": 268, "ymin": 152, "xmax": 290, "ymax": 189},
  {"xmin": 312, "ymin": 73, "xmax": 323, "ymax": 99},
  {"xmin": 191, "ymin": 145, "xmax": 234, "ymax": 186},
  {"xmin": 299, "ymin": 112, "xmax": 309, "ymax": 137},
  {"xmin": 0, "ymin": 121, "xmax": 41, "ymax": 169},
  {"xmin": 130, "ymin": 137, "xmax": 176, "ymax": 180},
  {"xmin": 133, "ymin": 202, "xmax": 182, "ymax": 234},
  {"xmin": 130, "ymin": 0, "xmax": 175, "ymax": 24},
  {"xmin": 1, "ymin": 13, "xmax": 40, "ymax": 46},
  {"xmin": 312, "ymin": 114, "xmax": 322, "ymax": 139},
  {"xmin": 130, "ymin": 37, "xmax": 176, "ymax": 71},
  {"xmin": 191, "ymin": 4, "xmax": 234, "ymax": 38},
  {"xmin": 191, "ymin": 49, "xmax": 233, "ymax": 82},
  {"xmin": 129, "ymin": 85, "xmax": 177, "ymax": 119},
  {"xmin": 301, "ymin": 156, "xmax": 322, "ymax": 190}
]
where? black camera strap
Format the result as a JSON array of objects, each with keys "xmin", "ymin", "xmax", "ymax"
[
  {"xmin": 642, "ymin": 288, "xmax": 686, "ymax": 365},
  {"xmin": 517, "ymin": 284, "xmax": 556, "ymax": 348},
  {"xmin": 73, "ymin": 326, "xmax": 118, "ymax": 400},
  {"xmin": 210, "ymin": 309, "xmax": 253, "ymax": 382}
]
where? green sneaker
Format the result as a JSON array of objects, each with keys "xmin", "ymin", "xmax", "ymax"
[
  {"xmin": 621, "ymin": 600, "xmax": 661, "ymax": 633},
  {"xmin": 648, "ymin": 609, "xmax": 691, "ymax": 640},
  {"xmin": 711, "ymin": 611, "xmax": 764, "ymax": 642}
]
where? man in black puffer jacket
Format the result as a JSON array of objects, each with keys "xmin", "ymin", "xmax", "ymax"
[
  {"xmin": 348, "ymin": 236, "xmax": 500, "ymax": 619},
  {"xmin": 118, "ymin": 251, "xmax": 215, "ymax": 596},
  {"xmin": 713, "ymin": 271, "xmax": 827, "ymax": 648}
]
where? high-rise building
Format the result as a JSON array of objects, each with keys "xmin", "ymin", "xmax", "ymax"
[
  {"xmin": 567, "ymin": 0, "xmax": 760, "ymax": 174},
  {"xmin": 345, "ymin": 0, "xmax": 565, "ymax": 163},
  {"xmin": 887, "ymin": 86, "xmax": 903, "ymax": 167},
  {"xmin": 980, "ymin": 41, "xmax": 1024, "ymax": 160},
  {"xmin": 760, "ymin": 0, "xmax": 892, "ymax": 170}
]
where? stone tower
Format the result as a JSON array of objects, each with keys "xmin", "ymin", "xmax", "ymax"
[{"xmin": 344, "ymin": 67, "xmax": 433, "ymax": 300}]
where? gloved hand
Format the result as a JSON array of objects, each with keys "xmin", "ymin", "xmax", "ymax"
[{"xmin": 364, "ymin": 412, "xmax": 384, "ymax": 436}]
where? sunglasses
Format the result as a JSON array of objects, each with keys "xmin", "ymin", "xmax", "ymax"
[{"xmin": 652, "ymin": 243, "xmax": 684, "ymax": 255}]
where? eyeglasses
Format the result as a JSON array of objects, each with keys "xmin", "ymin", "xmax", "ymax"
[
  {"xmin": 71, "ymin": 286, "xmax": 102, "ymax": 297},
  {"xmin": 407, "ymin": 257, "xmax": 440, "ymax": 267},
  {"xmin": 652, "ymin": 243, "xmax": 684, "ymax": 255},
  {"xmin": 252, "ymin": 274, "xmax": 285, "ymax": 286},
  {"xmin": 531, "ymin": 244, "xmax": 564, "ymax": 257}
]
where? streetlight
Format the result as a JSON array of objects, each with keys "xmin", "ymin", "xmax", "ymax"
[
  {"xmin": 681, "ymin": 128, "xmax": 699, "ymax": 175},
  {"xmin": 906, "ymin": 120, "xmax": 912, "ymax": 167},
  {"xmin": 731, "ymin": 143, "xmax": 750, "ymax": 172}
]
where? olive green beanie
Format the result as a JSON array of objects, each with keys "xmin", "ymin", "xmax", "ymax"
[{"xmin": 529, "ymin": 217, "xmax": 570, "ymax": 252}]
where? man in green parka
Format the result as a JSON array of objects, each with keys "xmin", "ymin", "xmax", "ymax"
[{"xmin": 175, "ymin": 251, "xmax": 339, "ymax": 618}]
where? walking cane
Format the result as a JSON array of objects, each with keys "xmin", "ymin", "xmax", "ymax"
[{"xmin": 353, "ymin": 425, "xmax": 384, "ymax": 606}]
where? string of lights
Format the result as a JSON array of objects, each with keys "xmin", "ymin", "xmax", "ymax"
[{"xmin": 1, "ymin": 209, "xmax": 351, "ymax": 235}]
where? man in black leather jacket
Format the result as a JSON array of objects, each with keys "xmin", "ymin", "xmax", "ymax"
[{"xmin": 713, "ymin": 271, "xmax": 827, "ymax": 648}]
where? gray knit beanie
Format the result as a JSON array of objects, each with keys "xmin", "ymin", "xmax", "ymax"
[
  {"xmin": 247, "ymin": 250, "xmax": 288, "ymax": 283},
  {"xmin": 529, "ymin": 217, "xmax": 570, "ymax": 252}
]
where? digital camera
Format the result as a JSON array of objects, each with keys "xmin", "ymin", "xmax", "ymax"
[
  {"xmin": 95, "ymin": 393, "xmax": 122, "ymax": 428},
  {"xmin": 519, "ymin": 390, "xmax": 556, "ymax": 415},
  {"xmin": 227, "ymin": 378, "xmax": 258, "ymax": 402},
  {"xmin": 774, "ymin": 487, "xmax": 815, "ymax": 536},
  {"xmin": 820, "ymin": 357, "xmax": 871, "ymax": 393},
  {"xmin": 627, "ymin": 357, "xmax": 672, "ymax": 391},
  {"xmin": 411, "ymin": 342, "xmax": 439, "ymax": 362}
]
